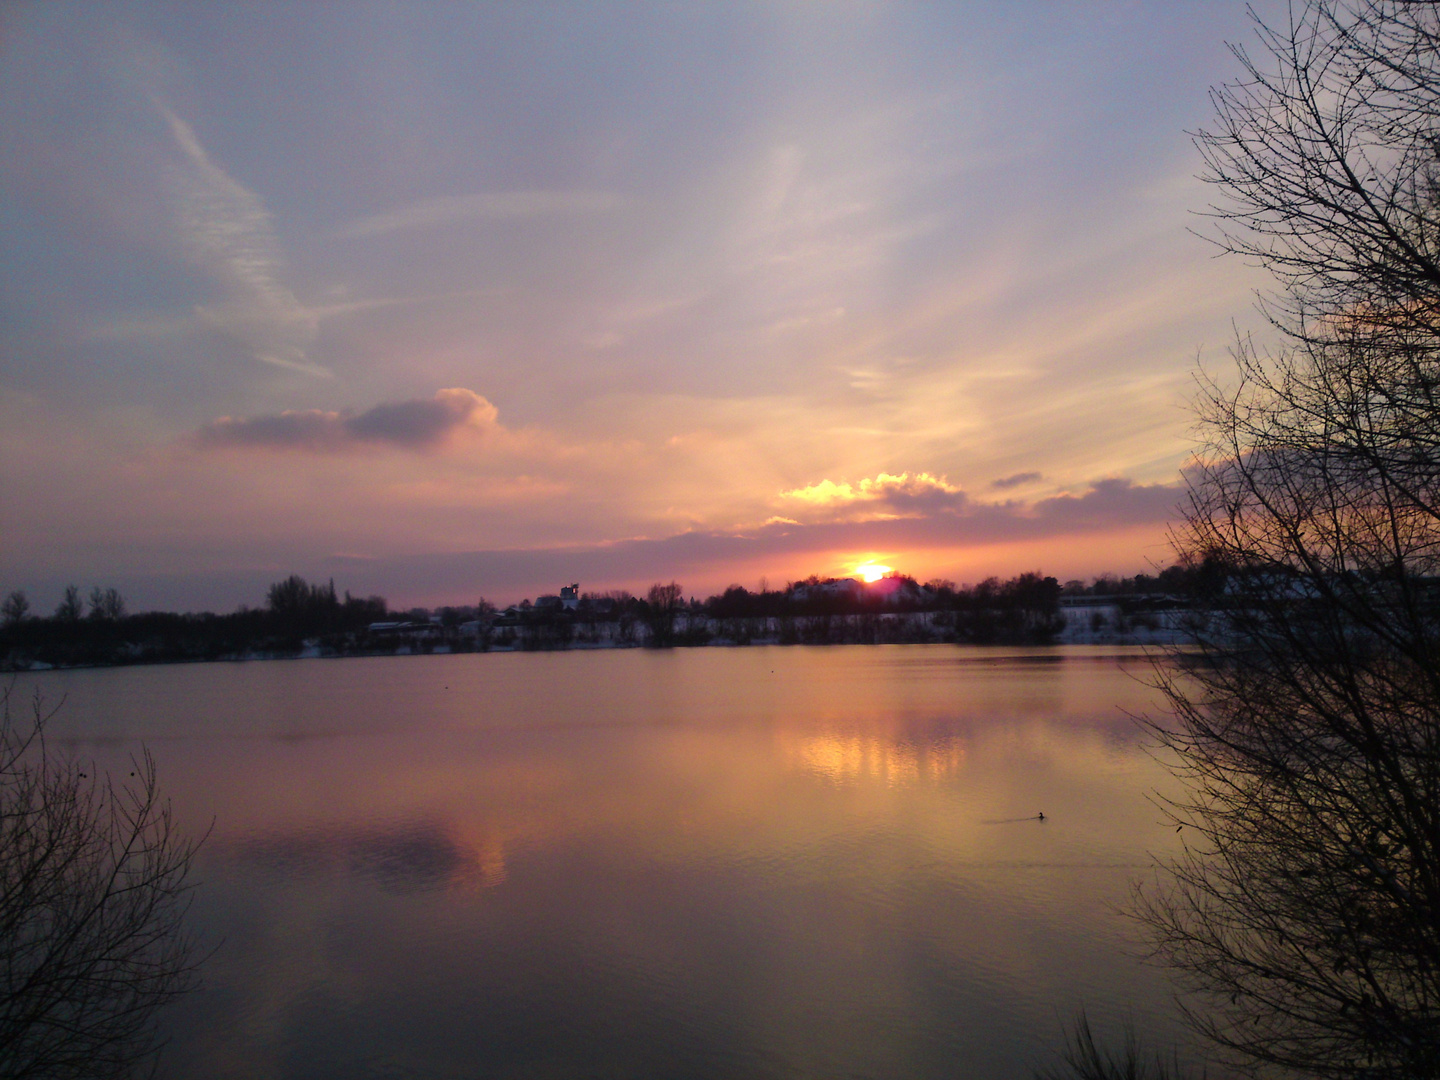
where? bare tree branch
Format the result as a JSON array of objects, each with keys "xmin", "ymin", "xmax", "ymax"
[{"xmin": 0, "ymin": 686, "xmax": 201, "ymax": 1080}]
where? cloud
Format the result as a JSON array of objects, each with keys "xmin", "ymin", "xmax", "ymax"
[
  {"xmin": 198, "ymin": 409, "xmax": 347, "ymax": 452},
  {"xmin": 767, "ymin": 477, "xmax": 1182, "ymax": 548},
  {"xmin": 336, "ymin": 191, "xmax": 621, "ymax": 239},
  {"xmin": 990, "ymin": 471, "xmax": 1041, "ymax": 490},
  {"xmin": 24, "ymin": 465, "xmax": 1185, "ymax": 613},
  {"xmin": 1030, "ymin": 477, "xmax": 1181, "ymax": 529},
  {"xmin": 775, "ymin": 471, "xmax": 1177, "ymax": 535},
  {"xmin": 345, "ymin": 389, "xmax": 498, "ymax": 445},
  {"xmin": 197, "ymin": 388, "xmax": 499, "ymax": 452},
  {"xmin": 270, "ymin": 477, "xmax": 1183, "ymax": 603},
  {"xmin": 775, "ymin": 477, "xmax": 1181, "ymax": 547},
  {"xmin": 157, "ymin": 100, "xmax": 329, "ymax": 376},
  {"xmin": 779, "ymin": 471, "xmax": 967, "ymax": 519}
]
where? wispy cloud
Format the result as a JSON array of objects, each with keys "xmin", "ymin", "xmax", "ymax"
[
  {"xmin": 197, "ymin": 388, "xmax": 499, "ymax": 452},
  {"xmin": 336, "ymin": 190, "xmax": 621, "ymax": 239},
  {"xmin": 157, "ymin": 100, "xmax": 329, "ymax": 376},
  {"xmin": 83, "ymin": 291, "xmax": 497, "ymax": 345}
]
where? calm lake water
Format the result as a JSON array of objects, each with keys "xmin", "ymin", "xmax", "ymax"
[{"xmin": 16, "ymin": 645, "xmax": 1198, "ymax": 1080}]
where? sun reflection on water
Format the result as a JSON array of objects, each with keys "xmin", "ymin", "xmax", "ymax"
[{"xmin": 785, "ymin": 731, "xmax": 966, "ymax": 786}]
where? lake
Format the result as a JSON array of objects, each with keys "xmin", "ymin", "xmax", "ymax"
[{"xmin": 15, "ymin": 645, "xmax": 1198, "ymax": 1079}]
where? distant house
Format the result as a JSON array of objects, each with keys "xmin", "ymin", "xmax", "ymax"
[
  {"xmin": 533, "ymin": 584, "xmax": 581, "ymax": 613},
  {"xmin": 494, "ymin": 601, "xmax": 530, "ymax": 626}
]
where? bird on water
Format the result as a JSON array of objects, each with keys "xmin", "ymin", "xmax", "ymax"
[{"xmin": 1037, "ymin": 811, "xmax": 1045, "ymax": 821}]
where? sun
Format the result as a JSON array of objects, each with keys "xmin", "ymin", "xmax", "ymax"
[{"xmin": 855, "ymin": 562, "xmax": 893, "ymax": 583}]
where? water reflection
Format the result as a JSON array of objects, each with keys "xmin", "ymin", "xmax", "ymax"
[
  {"xmin": 786, "ymin": 731, "xmax": 967, "ymax": 786},
  {"xmin": 225, "ymin": 819, "xmax": 507, "ymax": 892},
  {"xmin": 17, "ymin": 646, "xmax": 1195, "ymax": 1080}
]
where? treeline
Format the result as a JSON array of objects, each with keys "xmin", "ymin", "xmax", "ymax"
[
  {"xmin": 1065, "ymin": 557, "xmax": 1227, "ymax": 599},
  {"xmin": 494, "ymin": 571, "xmax": 1084, "ymax": 650},
  {"xmin": 0, "ymin": 563, "xmax": 1213, "ymax": 670},
  {"xmin": 0, "ymin": 576, "xmax": 388, "ymax": 670}
]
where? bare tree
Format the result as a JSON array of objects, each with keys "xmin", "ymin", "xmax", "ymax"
[
  {"xmin": 1197, "ymin": 0, "xmax": 1440, "ymax": 335},
  {"xmin": 1037, "ymin": 1012, "xmax": 1199, "ymax": 1080},
  {"xmin": 644, "ymin": 582, "xmax": 683, "ymax": 647},
  {"xmin": 0, "ymin": 686, "xmax": 200, "ymax": 1079},
  {"xmin": 1147, "ymin": 347, "xmax": 1440, "ymax": 1078},
  {"xmin": 86, "ymin": 587, "xmax": 126, "ymax": 623},
  {"xmin": 0, "ymin": 594, "xmax": 27, "ymax": 628},
  {"xmin": 1133, "ymin": 3, "xmax": 1440, "ymax": 1078},
  {"xmin": 53, "ymin": 587, "xmax": 82, "ymax": 624}
]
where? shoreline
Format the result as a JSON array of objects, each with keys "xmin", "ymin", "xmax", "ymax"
[{"xmin": 6, "ymin": 619, "xmax": 1191, "ymax": 673}]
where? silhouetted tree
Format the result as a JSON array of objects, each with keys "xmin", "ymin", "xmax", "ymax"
[
  {"xmin": 86, "ymin": 587, "xmax": 126, "ymax": 622},
  {"xmin": 54, "ymin": 586, "xmax": 82, "ymax": 623},
  {"xmin": 341, "ymin": 590, "xmax": 387, "ymax": 626},
  {"xmin": 0, "ymin": 687, "xmax": 200, "ymax": 1078},
  {"xmin": 266, "ymin": 575, "xmax": 336, "ymax": 617},
  {"xmin": 1037, "ymin": 1012, "xmax": 1199, "ymax": 1080},
  {"xmin": 1, "ymin": 592, "xmax": 27, "ymax": 627},
  {"xmin": 265, "ymin": 575, "xmax": 342, "ymax": 640},
  {"xmin": 644, "ymin": 582, "xmax": 683, "ymax": 647},
  {"xmin": 1130, "ymin": 2, "xmax": 1440, "ymax": 1078}
]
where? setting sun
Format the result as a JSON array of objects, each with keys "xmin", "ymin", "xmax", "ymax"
[{"xmin": 856, "ymin": 563, "xmax": 893, "ymax": 583}]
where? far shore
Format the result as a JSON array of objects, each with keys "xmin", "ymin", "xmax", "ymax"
[{"xmin": 5, "ymin": 605, "xmax": 1191, "ymax": 673}]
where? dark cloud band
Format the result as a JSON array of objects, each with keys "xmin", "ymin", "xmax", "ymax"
[
  {"xmin": 51, "ymin": 477, "xmax": 1182, "ymax": 613},
  {"xmin": 990, "ymin": 471, "xmax": 1042, "ymax": 490},
  {"xmin": 197, "ymin": 389, "xmax": 497, "ymax": 452},
  {"xmin": 327, "ymin": 478, "xmax": 1182, "ymax": 597}
]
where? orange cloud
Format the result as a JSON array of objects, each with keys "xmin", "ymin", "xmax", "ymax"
[{"xmin": 778, "ymin": 471, "xmax": 967, "ymax": 520}]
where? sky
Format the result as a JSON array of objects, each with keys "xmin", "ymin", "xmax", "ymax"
[{"xmin": 0, "ymin": 1, "xmax": 1283, "ymax": 612}]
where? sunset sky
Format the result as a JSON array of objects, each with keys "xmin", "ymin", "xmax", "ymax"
[{"xmin": 1, "ymin": 2, "xmax": 1281, "ymax": 612}]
